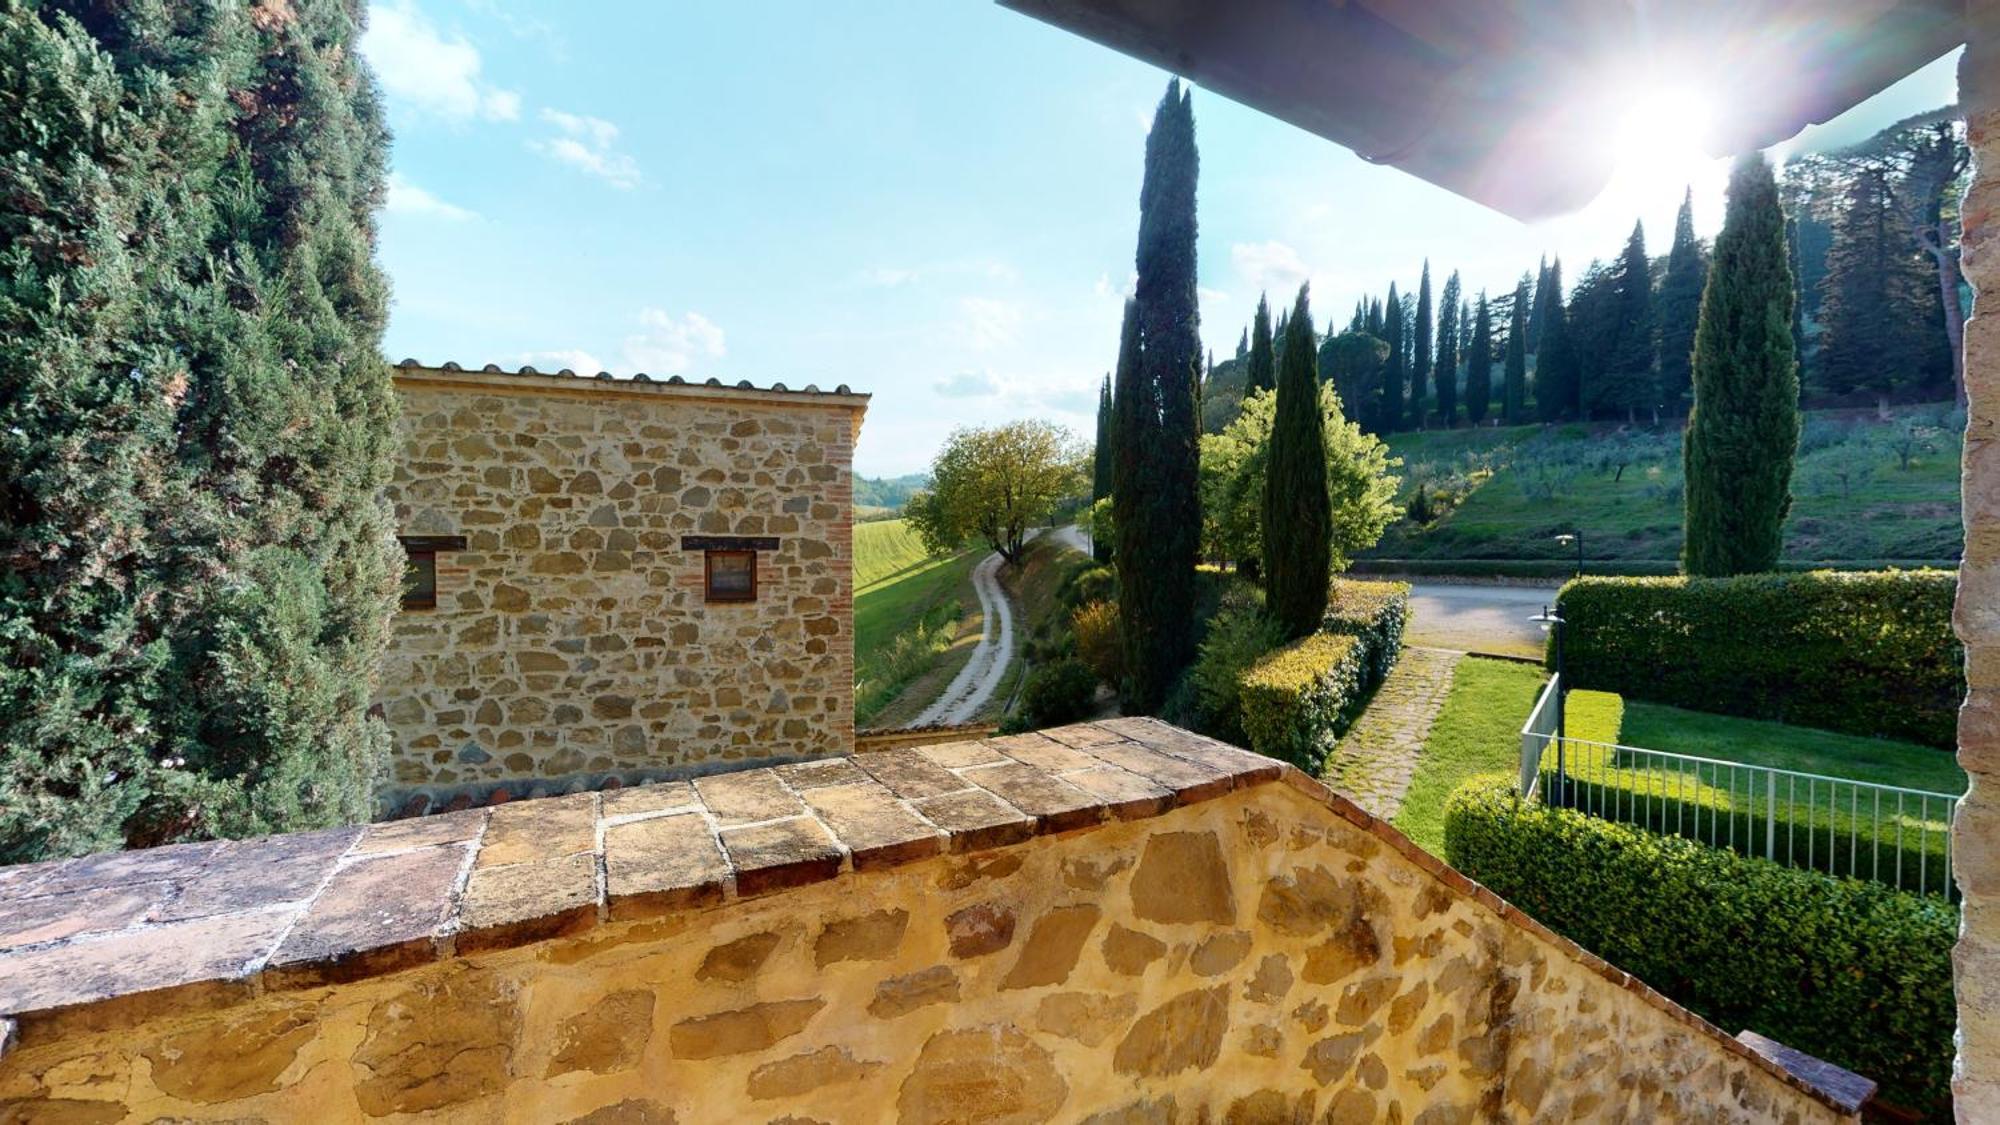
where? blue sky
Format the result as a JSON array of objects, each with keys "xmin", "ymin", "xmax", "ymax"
[{"xmin": 364, "ymin": 2, "xmax": 1959, "ymax": 477}]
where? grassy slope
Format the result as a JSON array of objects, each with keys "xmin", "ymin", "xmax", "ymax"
[
  {"xmin": 853, "ymin": 520, "xmax": 980, "ymax": 726},
  {"xmin": 1368, "ymin": 410, "xmax": 1961, "ymax": 566}
]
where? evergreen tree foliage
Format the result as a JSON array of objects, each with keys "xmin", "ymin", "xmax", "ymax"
[
  {"xmin": 1321, "ymin": 331, "xmax": 1388, "ymax": 435},
  {"xmin": 1657, "ymin": 189, "xmax": 1708, "ymax": 412},
  {"xmin": 1528, "ymin": 256, "xmax": 1553, "ymax": 351},
  {"xmin": 1091, "ymin": 373, "xmax": 1114, "ymax": 562},
  {"xmin": 1236, "ymin": 328, "xmax": 1249, "ymax": 360},
  {"xmin": 1535, "ymin": 259, "xmax": 1579, "ymax": 421},
  {"xmin": 1246, "ymin": 293, "xmax": 1276, "ymax": 395},
  {"xmin": 1466, "ymin": 292, "xmax": 1493, "ymax": 425},
  {"xmin": 1601, "ymin": 221, "xmax": 1656, "ymax": 419},
  {"xmin": 1684, "ymin": 153, "xmax": 1800, "ymax": 577},
  {"xmin": 1504, "ymin": 279, "xmax": 1530, "ymax": 423},
  {"xmin": 1816, "ymin": 166, "xmax": 1936, "ymax": 399},
  {"xmin": 1411, "ymin": 262, "xmax": 1432, "ymax": 427},
  {"xmin": 1434, "ymin": 270, "xmax": 1460, "ymax": 426},
  {"xmin": 1262, "ymin": 288, "xmax": 1331, "ymax": 639},
  {"xmin": 1365, "ymin": 298, "xmax": 1383, "ymax": 338},
  {"xmin": 0, "ymin": 1, "xmax": 402, "ymax": 859},
  {"xmin": 1381, "ymin": 282, "xmax": 1405, "ymax": 431},
  {"xmin": 1112, "ymin": 80, "xmax": 1201, "ymax": 713}
]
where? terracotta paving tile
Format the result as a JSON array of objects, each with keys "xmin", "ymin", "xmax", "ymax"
[
  {"xmin": 799, "ymin": 782, "xmax": 942, "ymax": 870},
  {"xmin": 959, "ymin": 761, "xmax": 1104, "ymax": 834},
  {"xmin": 0, "ymin": 908, "xmax": 293, "ymax": 1018},
  {"xmin": 475, "ymin": 792, "xmax": 596, "ymax": 868},
  {"xmin": 1039, "ymin": 722, "xmax": 1128, "ymax": 748},
  {"xmin": 916, "ymin": 740, "xmax": 1004, "ymax": 769},
  {"xmin": 159, "ymin": 826, "xmax": 362, "ymax": 922},
  {"xmin": 695, "ymin": 769, "xmax": 803, "ymax": 826},
  {"xmin": 1113, "ymin": 719, "xmax": 1284, "ymax": 783},
  {"xmin": 986, "ymin": 732, "xmax": 1098, "ymax": 773},
  {"xmin": 1059, "ymin": 767, "xmax": 1175, "ymax": 820},
  {"xmin": 775, "ymin": 757, "xmax": 872, "ymax": 790},
  {"xmin": 351, "ymin": 808, "xmax": 487, "ymax": 854},
  {"xmin": 719, "ymin": 816, "xmax": 842, "ymax": 896},
  {"xmin": 456, "ymin": 852, "xmax": 600, "ymax": 953},
  {"xmin": 604, "ymin": 812, "xmax": 730, "ymax": 920},
  {"xmin": 600, "ymin": 780, "xmax": 699, "ymax": 820},
  {"xmin": 909, "ymin": 788, "xmax": 1036, "ymax": 853},
  {"xmin": 854, "ymin": 749, "xmax": 966, "ymax": 800},
  {"xmin": 0, "ymin": 882, "xmax": 175, "ymax": 952},
  {"xmin": 266, "ymin": 844, "xmax": 469, "ymax": 986},
  {"xmin": 29, "ymin": 840, "xmax": 222, "ymax": 898},
  {"xmin": 1077, "ymin": 739, "xmax": 1232, "ymax": 804}
]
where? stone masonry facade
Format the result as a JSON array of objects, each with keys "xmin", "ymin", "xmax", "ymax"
[
  {"xmin": 0, "ymin": 720, "xmax": 1853, "ymax": 1123},
  {"xmin": 378, "ymin": 363, "xmax": 866, "ymax": 808}
]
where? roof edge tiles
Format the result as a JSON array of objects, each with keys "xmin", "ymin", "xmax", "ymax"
[{"xmin": 389, "ymin": 358, "xmax": 868, "ymax": 406}]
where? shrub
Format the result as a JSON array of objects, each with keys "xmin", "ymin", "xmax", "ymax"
[
  {"xmin": 1443, "ymin": 777, "xmax": 1955, "ymax": 1118},
  {"xmin": 1556, "ymin": 570, "xmax": 1961, "ymax": 747},
  {"xmin": 1062, "ymin": 563, "xmax": 1117, "ymax": 611},
  {"xmin": 1239, "ymin": 633, "xmax": 1367, "ymax": 771},
  {"xmin": 1072, "ymin": 600, "xmax": 1124, "ymax": 685},
  {"xmin": 1016, "ymin": 658, "xmax": 1099, "ymax": 729},
  {"xmin": 1183, "ymin": 597, "xmax": 1287, "ymax": 745},
  {"xmin": 1324, "ymin": 579, "xmax": 1408, "ymax": 686}
]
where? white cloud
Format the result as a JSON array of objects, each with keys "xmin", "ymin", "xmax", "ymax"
[
  {"xmin": 622, "ymin": 309, "xmax": 725, "ymax": 375},
  {"xmin": 961, "ymin": 298, "xmax": 1023, "ymax": 350},
  {"xmin": 1232, "ymin": 240, "xmax": 1313, "ymax": 297},
  {"xmin": 934, "ymin": 370, "xmax": 1000, "ymax": 398},
  {"xmin": 385, "ymin": 174, "xmax": 477, "ymax": 221},
  {"xmin": 362, "ymin": 1, "xmax": 520, "ymax": 122},
  {"xmin": 530, "ymin": 109, "xmax": 641, "ymax": 189},
  {"xmin": 518, "ymin": 348, "xmax": 605, "ymax": 374},
  {"xmin": 1198, "ymin": 286, "xmax": 1231, "ymax": 305}
]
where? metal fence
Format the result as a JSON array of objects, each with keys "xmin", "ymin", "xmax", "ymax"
[{"xmin": 1518, "ymin": 678, "xmax": 1961, "ymax": 900}]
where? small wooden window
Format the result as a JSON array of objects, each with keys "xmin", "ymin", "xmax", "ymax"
[
  {"xmin": 704, "ymin": 549, "xmax": 757, "ymax": 603},
  {"xmin": 398, "ymin": 535, "xmax": 466, "ymax": 612}
]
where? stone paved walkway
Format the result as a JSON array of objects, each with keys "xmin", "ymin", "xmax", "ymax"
[{"xmin": 1323, "ymin": 646, "xmax": 1464, "ymax": 819}]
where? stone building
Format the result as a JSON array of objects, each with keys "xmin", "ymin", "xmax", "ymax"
[{"xmin": 377, "ymin": 361, "xmax": 868, "ymax": 810}]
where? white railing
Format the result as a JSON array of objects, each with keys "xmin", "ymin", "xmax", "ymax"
[{"xmin": 1518, "ymin": 679, "xmax": 1961, "ymax": 901}]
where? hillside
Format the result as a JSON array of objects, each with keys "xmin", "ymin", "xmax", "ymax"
[
  {"xmin": 853, "ymin": 519, "xmax": 981, "ymax": 726},
  {"xmin": 1363, "ymin": 405, "xmax": 1961, "ymax": 570},
  {"xmin": 854, "ymin": 472, "xmax": 929, "ymax": 515}
]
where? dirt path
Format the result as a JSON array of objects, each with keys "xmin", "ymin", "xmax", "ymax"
[{"xmin": 909, "ymin": 547, "xmax": 1015, "ymax": 726}]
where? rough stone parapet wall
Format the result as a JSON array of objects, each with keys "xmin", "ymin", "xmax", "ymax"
[
  {"xmin": 0, "ymin": 721, "xmax": 1849, "ymax": 1122},
  {"xmin": 378, "ymin": 366, "xmax": 864, "ymax": 802}
]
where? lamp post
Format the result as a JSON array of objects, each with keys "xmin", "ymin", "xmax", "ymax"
[
  {"xmin": 1530, "ymin": 604, "xmax": 1567, "ymax": 807},
  {"xmin": 1554, "ymin": 530, "xmax": 1583, "ymax": 578}
]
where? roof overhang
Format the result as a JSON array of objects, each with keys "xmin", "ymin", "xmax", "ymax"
[{"xmin": 999, "ymin": 0, "xmax": 1965, "ymax": 219}]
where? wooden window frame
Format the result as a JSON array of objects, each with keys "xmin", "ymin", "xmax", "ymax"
[
  {"xmin": 398, "ymin": 535, "xmax": 466, "ymax": 612},
  {"xmin": 703, "ymin": 549, "xmax": 758, "ymax": 604}
]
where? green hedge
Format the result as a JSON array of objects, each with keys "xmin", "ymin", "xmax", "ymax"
[
  {"xmin": 1444, "ymin": 777, "xmax": 1956, "ymax": 1118},
  {"xmin": 1239, "ymin": 633, "xmax": 1366, "ymax": 770},
  {"xmin": 1323, "ymin": 578, "xmax": 1408, "ymax": 684},
  {"xmin": 1555, "ymin": 570, "xmax": 1962, "ymax": 748},
  {"xmin": 1350, "ymin": 558, "xmax": 1958, "ymax": 580}
]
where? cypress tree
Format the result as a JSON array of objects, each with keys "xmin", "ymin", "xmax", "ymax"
[
  {"xmin": 1434, "ymin": 270, "xmax": 1461, "ymax": 426},
  {"xmin": 1657, "ymin": 188, "xmax": 1708, "ymax": 412},
  {"xmin": 1466, "ymin": 292, "xmax": 1493, "ymax": 425},
  {"xmin": 0, "ymin": 2, "xmax": 401, "ymax": 859},
  {"xmin": 1504, "ymin": 278, "xmax": 1530, "ymax": 423},
  {"xmin": 1113, "ymin": 80, "xmax": 1201, "ymax": 712},
  {"xmin": 1246, "ymin": 293, "xmax": 1276, "ymax": 395},
  {"xmin": 1381, "ymin": 282, "xmax": 1405, "ymax": 431},
  {"xmin": 1535, "ymin": 259, "xmax": 1579, "ymax": 421},
  {"xmin": 1684, "ymin": 153, "xmax": 1800, "ymax": 577},
  {"xmin": 1528, "ymin": 255, "xmax": 1552, "ymax": 351},
  {"xmin": 1411, "ymin": 262, "xmax": 1433, "ymax": 427},
  {"xmin": 1236, "ymin": 328, "xmax": 1249, "ymax": 360},
  {"xmin": 1365, "ymin": 298, "xmax": 1383, "ymax": 338},
  {"xmin": 1091, "ymin": 371, "xmax": 1114, "ymax": 560},
  {"xmin": 1262, "ymin": 286, "xmax": 1330, "ymax": 639}
]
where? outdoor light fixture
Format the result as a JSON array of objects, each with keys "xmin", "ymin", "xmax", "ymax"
[
  {"xmin": 1530, "ymin": 605, "xmax": 1569, "ymax": 806},
  {"xmin": 1554, "ymin": 530, "xmax": 1583, "ymax": 578}
]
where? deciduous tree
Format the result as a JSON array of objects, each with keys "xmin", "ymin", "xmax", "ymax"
[{"xmin": 907, "ymin": 421, "xmax": 1085, "ymax": 565}]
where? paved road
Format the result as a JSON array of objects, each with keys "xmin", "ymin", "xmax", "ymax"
[{"xmin": 1400, "ymin": 581, "xmax": 1555, "ymax": 658}]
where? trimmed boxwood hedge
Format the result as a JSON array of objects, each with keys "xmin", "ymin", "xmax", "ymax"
[
  {"xmin": 1554, "ymin": 570, "xmax": 1961, "ymax": 748},
  {"xmin": 1352, "ymin": 558, "xmax": 1959, "ymax": 580},
  {"xmin": 1239, "ymin": 632, "xmax": 1365, "ymax": 770},
  {"xmin": 1444, "ymin": 776, "xmax": 1956, "ymax": 1118},
  {"xmin": 1323, "ymin": 579, "xmax": 1409, "ymax": 684}
]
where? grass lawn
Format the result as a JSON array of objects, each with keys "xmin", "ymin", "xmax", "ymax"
[
  {"xmin": 1392, "ymin": 657, "xmax": 1545, "ymax": 855},
  {"xmin": 856, "ymin": 518, "xmax": 936, "ymax": 591},
  {"xmin": 853, "ymin": 520, "xmax": 980, "ymax": 726}
]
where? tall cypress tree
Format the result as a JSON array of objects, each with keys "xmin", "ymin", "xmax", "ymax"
[
  {"xmin": 1434, "ymin": 269, "xmax": 1461, "ymax": 426},
  {"xmin": 1657, "ymin": 188, "xmax": 1708, "ymax": 413},
  {"xmin": 1602, "ymin": 221, "xmax": 1656, "ymax": 419},
  {"xmin": 1113, "ymin": 80, "xmax": 1201, "ymax": 712},
  {"xmin": 1246, "ymin": 293, "xmax": 1276, "ymax": 396},
  {"xmin": 1528, "ymin": 255, "xmax": 1552, "ymax": 351},
  {"xmin": 1263, "ymin": 287, "xmax": 1331, "ymax": 639},
  {"xmin": 1411, "ymin": 262, "xmax": 1432, "ymax": 427},
  {"xmin": 1380, "ymin": 282, "xmax": 1404, "ymax": 431},
  {"xmin": 1091, "ymin": 371, "xmax": 1115, "ymax": 561},
  {"xmin": 1684, "ymin": 153, "xmax": 1799, "ymax": 577},
  {"xmin": 1365, "ymin": 298, "xmax": 1383, "ymax": 338},
  {"xmin": 0, "ymin": 2, "xmax": 401, "ymax": 859},
  {"xmin": 1535, "ymin": 259, "xmax": 1578, "ymax": 421},
  {"xmin": 1466, "ymin": 292, "xmax": 1493, "ymax": 425},
  {"xmin": 1504, "ymin": 278, "xmax": 1530, "ymax": 423}
]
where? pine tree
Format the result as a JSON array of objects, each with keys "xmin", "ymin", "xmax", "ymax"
[
  {"xmin": 1246, "ymin": 293, "xmax": 1276, "ymax": 395},
  {"xmin": 1466, "ymin": 292, "xmax": 1493, "ymax": 425},
  {"xmin": 1817, "ymin": 165, "xmax": 1935, "ymax": 400},
  {"xmin": 0, "ymin": 2, "xmax": 401, "ymax": 859},
  {"xmin": 1536, "ymin": 259, "xmax": 1579, "ymax": 421},
  {"xmin": 1504, "ymin": 278, "xmax": 1530, "ymax": 423},
  {"xmin": 1657, "ymin": 189, "xmax": 1708, "ymax": 412},
  {"xmin": 1411, "ymin": 262, "xmax": 1433, "ymax": 427},
  {"xmin": 1263, "ymin": 287, "xmax": 1331, "ymax": 638},
  {"xmin": 1684, "ymin": 153, "xmax": 1800, "ymax": 577},
  {"xmin": 1113, "ymin": 80, "xmax": 1202, "ymax": 712},
  {"xmin": 1381, "ymin": 283, "xmax": 1405, "ymax": 431},
  {"xmin": 1434, "ymin": 270, "xmax": 1461, "ymax": 426}
]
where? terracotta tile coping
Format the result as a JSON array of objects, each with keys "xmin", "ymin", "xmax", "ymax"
[{"xmin": 0, "ymin": 717, "xmax": 1861, "ymax": 1116}]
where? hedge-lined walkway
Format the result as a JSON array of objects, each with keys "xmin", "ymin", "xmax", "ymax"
[{"xmin": 1322, "ymin": 646, "xmax": 1463, "ymax": 818}]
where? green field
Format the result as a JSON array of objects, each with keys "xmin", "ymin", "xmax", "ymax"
[
  {"xmin": 854, "ymin": 520, "xmax": 980, "ymax": 726},
  {"xmin": 1367, "ymin": 406, "xmax": 1962, "ymax": 568}
]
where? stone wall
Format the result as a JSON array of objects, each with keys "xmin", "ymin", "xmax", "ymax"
[
  {"xmin": 0, "ymin": 721, "xmax": 1852, "ymax": 1123},
  {"xmin": 1959, "ymin": 13, "xmax": 2000, "ymax": 1113},
  {"xmin": 378, "ymin": 365, "xmax": 865, "ymax": 806}
]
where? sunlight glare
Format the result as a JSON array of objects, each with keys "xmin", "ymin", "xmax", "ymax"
[{"xmin": 1613, "ymin": 86, "xmax": 1718, "ymax": 180}]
